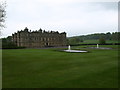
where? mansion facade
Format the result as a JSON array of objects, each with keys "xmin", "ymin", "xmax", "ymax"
[{"xmin": 12, "ymin": 27, "xmax": 67, "ymax": 48}]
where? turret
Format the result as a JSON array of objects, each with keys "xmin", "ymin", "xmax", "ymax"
[
  {"xmin": 24, "ymin": 27, "xmax": 29, "ymax": 32},
  {"xmin": 39, "ymin": 28, "xmax": 42, "ymax": 33}
]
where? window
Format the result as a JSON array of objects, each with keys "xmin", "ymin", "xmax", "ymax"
[{"xmin": 48, "ymin": 38, "xmax": 49, "ymax": 41}]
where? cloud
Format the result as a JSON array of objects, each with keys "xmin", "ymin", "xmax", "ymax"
[{"xmin": 1, "ymin": 0, "xmax": 118, "ymax": 37}]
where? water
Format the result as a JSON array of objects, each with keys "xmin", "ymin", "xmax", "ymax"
[
  {"xmin": 68, "ymin": 45, "xmax": 71, "ymax": 50},
  {"xmin": 63, "ymin": 45, "xmax": 88, "ymax": 53},
  {"xmin": 88, "ymin": 44, "xmax": 112, "ymax": 49},
  {"xmin": 97, "ymin": 44, "xmax": 99, "ymax": 48}
]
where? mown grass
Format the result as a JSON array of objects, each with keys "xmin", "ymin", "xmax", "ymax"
[
  {"xmin": 2, "ymin": 45, "xmax": 118, "ymax": 88},
  {"xmin": 74, "ymin": 45, "xmax": 119, "ymax": 49},
  {"xmin": 79, "ymin": 40, "xmax": 118, "ymax": 44}
]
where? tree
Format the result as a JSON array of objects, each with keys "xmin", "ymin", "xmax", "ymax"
[
  {"xmin": 0, "ymin": 1, "xmax": 6, "ymax": 31},
  {"xmin": 2, "ymin": 36, "xmax": 26, "ymax": 49},
  {"xmin": 99, "ymin": 37, "xmax": 106, "ymax": 44}
]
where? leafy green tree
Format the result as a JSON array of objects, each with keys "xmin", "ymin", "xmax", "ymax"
[
  {"xmin": 68, "ymin": 37, "xmax": 77, "ymax": 44},
  {"xmin": 0, "ymin": 1, "xmax": 6, "ymax": 31},
  {"xmin": 99, "ymin": 37, "xmax": 106, "ymax": 44},
  {"xmin": 2, "ymin": 36, "xmax": 26, "ymax": 49}
]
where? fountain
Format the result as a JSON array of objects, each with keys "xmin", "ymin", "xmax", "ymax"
[
  {"xmin": 63, "ymin": 45, "xmax": 88, "ymax": 53},
  {"xmin": 68, "ymin": 45, "xmax": 71, "ymax": 50},
  {"xmin": 97, "ymin": 44, "xmax": 99, "ymax": 48},
  {"xmin": 88, "ymin": 44, "xmax": 112, "ymax": 49}
]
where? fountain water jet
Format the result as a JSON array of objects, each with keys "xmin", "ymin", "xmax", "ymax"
[
  {"xmin": 68, "ymin": 45, "xmax": 71, "ymax": 50},
  {"xmin": 88, "ymin": 44, "xmax": 112, "ymax": 49},
  {"xmin": 97, "ymin": 44, "xmax": 99, "ymax": 48},
  {"xmin": 63, "ymin": 45, "xmax": 88, "ymax": 53}
]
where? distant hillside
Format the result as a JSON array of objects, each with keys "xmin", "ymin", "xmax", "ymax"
[{"xmin": 67, "ymin": 32, "xmax": 120, "ymax": 45}]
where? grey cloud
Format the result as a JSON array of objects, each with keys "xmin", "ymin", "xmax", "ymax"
[{"xmin": 93, "ymin": 2, "xmax": 118, "ymax": 10}]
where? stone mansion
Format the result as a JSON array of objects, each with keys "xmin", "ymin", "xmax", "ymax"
[{"xmin": 12, "ymin": 27, "xmax": 67, "ymax": 48}]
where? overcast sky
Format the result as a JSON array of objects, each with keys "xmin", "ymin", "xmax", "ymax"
[{"xmin": 1, "ymin": 0, "xmax": 118, "ymax": 37}]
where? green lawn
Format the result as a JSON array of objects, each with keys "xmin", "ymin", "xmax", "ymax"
[
  {"xmin": 79, "ymin": 40, "xmax": 118, "ymax": 44},
  {"xmin": 2, "ymin": 45, "xmax": 118, "ymax": 88},
  {"xmin": 74, "ymin": 45, "xmax": 119, "ymax": 50}
]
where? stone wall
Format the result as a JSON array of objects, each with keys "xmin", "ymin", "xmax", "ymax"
[{"xmin": 12, "ymin": 27, "xmax": 67, "ymax": 48}]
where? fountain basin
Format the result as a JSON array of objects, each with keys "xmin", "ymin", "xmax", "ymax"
[
  {"xmin": 63, "ymin": 50, "xmax": 88, "ymax": 53},
  {"xmin": 63, "ymin": 45, "xmax": 88, "ymax": 53},
  {"xmin": 88, "ymin": 47, "xmax": 112, "ymax": 49}
]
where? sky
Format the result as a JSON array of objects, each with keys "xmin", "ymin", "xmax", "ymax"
[{"xmin": 0, "ymin": 0, "xmax": 119, "ymax": 37}]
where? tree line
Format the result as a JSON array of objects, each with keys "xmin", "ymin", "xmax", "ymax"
[
  {"xmin": 1, "ymin": 36, "xmax": 25, "ymax": 49},
  {"xmin": 67, "ymin": 32, "xmax": 120, "ymax": 45},
  {"xmin": 1, "ymin": 32, "xmax": 120, "ymax": 48}
]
